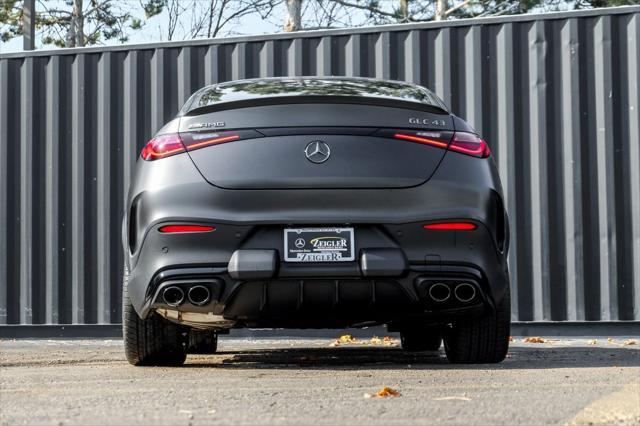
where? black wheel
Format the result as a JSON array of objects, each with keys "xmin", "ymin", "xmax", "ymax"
[
  {"xmin": 400, "ymin": 328, "xmax": 442, "ymax": 351},
  {"xmin": 443, "ymin": 287, "xmax": 511, "ymax": 364},
  {"xmin": 188, "ymin": 330, "xmax": 219, "ymax": 354},
  {"xmin": 122, "ymin": 268, "xmax": 188, "ymax": 366}
]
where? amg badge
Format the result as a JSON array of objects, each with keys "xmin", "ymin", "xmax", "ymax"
[{"xmin": 188, "ymin": 122, "xmax": 226, "ymax": 130}]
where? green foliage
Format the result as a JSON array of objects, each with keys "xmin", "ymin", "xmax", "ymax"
[
  {"xmin": 0, "ymin": 0, "xmax": 160, "ymax": 47},
  {"xmin": 130, "ymin": 18, "xmax": 143, "ymax": 30},
  {"xmin": 0, "ymin": 1, "xmax": 23, "ymax": 42},
  {"xmin": 142, "ymin": 0, "xmax": 164, "ymax": 19}
]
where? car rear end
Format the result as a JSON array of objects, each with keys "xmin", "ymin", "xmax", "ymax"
[{"xmin": 122, "ymin": 77, "xmax": 510, "ymax": 365}]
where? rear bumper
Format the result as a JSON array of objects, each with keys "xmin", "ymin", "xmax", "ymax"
[
  {"xmin": 146, "ymin": 261, "xmax": 502, "ymax": 329},
  {"xmin": 124, "ymin": 151, "xmax": 509, "ymax": 327},
  {"xmin": 126, "ymin": 220, "xmax": 509, "ymax": 328}
]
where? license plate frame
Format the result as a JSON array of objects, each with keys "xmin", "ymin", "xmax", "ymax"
[{"xmin": 284, "ymin": 227, "xmax": 355, "ymax": 262}]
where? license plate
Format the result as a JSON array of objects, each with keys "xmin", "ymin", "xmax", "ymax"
[{"xmin": 284, "ymin": 227, "xmax": 355, "ymax": 262}]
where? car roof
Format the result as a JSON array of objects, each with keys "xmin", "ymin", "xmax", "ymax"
[{"xmin": 180, "ymin": 77, "xmax": 449, "ymax": 115}]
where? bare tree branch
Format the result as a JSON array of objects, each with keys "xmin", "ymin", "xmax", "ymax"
[
  {"xmin": 445, "ymin": 0, "xmax": 472, "ymax": 15},
  {"xmin": 329, "ymin": 0, "xmax": 398, "ymax": 19}
]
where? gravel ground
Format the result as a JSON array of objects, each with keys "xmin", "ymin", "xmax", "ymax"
[{"xmin": 1, "ymin": 336, "xmax": 639, "ymax": 425}]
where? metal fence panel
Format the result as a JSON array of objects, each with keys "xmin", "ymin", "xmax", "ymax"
[{"xmin": 1, "ymin": 6, "xmax": 639, "ymax": 325}]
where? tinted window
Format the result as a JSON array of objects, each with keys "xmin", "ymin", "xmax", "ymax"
[{"xmin": 182, "ymin": 77, "xmax": 448, "ymax": 114}]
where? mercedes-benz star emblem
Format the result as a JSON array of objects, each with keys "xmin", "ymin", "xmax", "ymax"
[
  {"xmin": 295, "ymin": 238, "xmax": 306, "ymax": 248},
  {"xmin": 304, "ymin": 140, "xmax": 331, "ymax": 164}
]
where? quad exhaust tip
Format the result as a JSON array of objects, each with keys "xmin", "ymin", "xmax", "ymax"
[
  {"xmin": 454, "ymin": 282, "xmax": 477, "ymax": 303},
  {"xmin": 187, "ymin": 285, "xmax": 211, "ymax": 306},
  {"xmin": 428, "ymin": 283, "xmax": 451, "ymax": 303},
  {"xmin": 162, "ymin": 286, "xmax": 185, "ymax": 307}
]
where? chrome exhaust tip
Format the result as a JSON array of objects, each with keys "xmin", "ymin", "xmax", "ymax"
[
  {"xmin": 454, "ymin": 283, "xmax": 477, "ymax": 303},
  {"xmin": 162, "ymin": 286, "xmax": 185, "ymax": 307},
  {"xmin": 187, "ymin": 285, "xmax": 211, "ymax": 306},
  {"xmin": 428, "ymin": 283, "xmax": 451, "ymax": 303}
]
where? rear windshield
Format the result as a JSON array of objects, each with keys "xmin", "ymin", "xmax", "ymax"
[{"xmin": 180, "ymin": 77, "xmax": 449, "ymax": 115}]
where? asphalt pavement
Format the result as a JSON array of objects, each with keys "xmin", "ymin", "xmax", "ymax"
[{"xmin": 1, "ymin": 336, "xmax": 639, "ymax": 425}]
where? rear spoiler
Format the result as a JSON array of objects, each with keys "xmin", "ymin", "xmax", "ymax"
[{"xmin": 181, "ymin": 95, "xmax": 449, "ymax": 117}]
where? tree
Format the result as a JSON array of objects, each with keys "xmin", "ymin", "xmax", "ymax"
[
  {"xmin": 321, "ymin": 0, "xmax": 639, "ymax": 24},
  {"xmin": 1, "ymin": 1, "xmax": 25, "ymax": 42},
  {"xmin": 1, "ymin": 0, "xmax": 148, "ymax": 48},
  {"xmin": 4, "ymin": 0, "xmax": 638, "ymax": 49},
  {"xmin": 192, "ymin": 0, "xmax": 278, "ymax": 39},
  {"xmin": 142, "ymin": 0, "xmax": 279, "ymax": 41},
  {"xmin": 284, "ymin": 0, "xmax": 302, "ymax": 31}
]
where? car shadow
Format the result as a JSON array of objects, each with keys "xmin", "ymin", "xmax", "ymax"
[{"xmin": 182, "ymin": 345, "xmax": 640, "ymax": 370}]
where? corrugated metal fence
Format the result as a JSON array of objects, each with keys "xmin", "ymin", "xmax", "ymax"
[{"xmin": 1, "ymin": 6, "xmax": 639, "ymax": 326}]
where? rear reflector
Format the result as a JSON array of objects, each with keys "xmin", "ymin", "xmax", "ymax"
[
  {"xmin": 159, "ymin": 224, "xmax": 216, "ymax": 233},
  {"xmin": 393, "ymin": 131, "xmax": 490, "ymax": 158},
  {"xmin": 423, "ymin": 222, "xmax": 477, "ymax": 230},
  {"xmin": 141, "ymin": 134, "xmax": 186, "ymax": 160}
]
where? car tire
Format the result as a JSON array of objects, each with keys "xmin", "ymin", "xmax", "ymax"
[
  {"xmin": 443, "ymin": 287, "xmax": 511, "ymax": 364},
  {"xmin": 400, "ymin": 328, "xmax": 442, "ymax": 351},
  {"xmin": 188, "ymin": 330, "xmax": 219, "ymax": 354},
  {"xmin": 122, "ymin": 267, "xmax": 188, "ymax": 366}
]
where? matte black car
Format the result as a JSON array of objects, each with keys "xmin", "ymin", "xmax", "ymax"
[{"xmin": 122, "ymin": 77, "xmax": 510, "ymax": 366}]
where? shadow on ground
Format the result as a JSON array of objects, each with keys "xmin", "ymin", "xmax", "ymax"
[{"xmin": 182, "ymin": 346, "xmax": 640, "ymax": 370}]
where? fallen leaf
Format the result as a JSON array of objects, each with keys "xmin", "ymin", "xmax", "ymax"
[
  {"xmin": 588, "ymin": 339, "xmax": 598, "ymax": 345},
  {"xmin": 523, "ymin": 337, "xmax": 546, "ymax": 343},
  {"xmin": 375, "ymin": 386, "xmax": 401, "ymax": 398},
  {"xmin": 370, "ymin": 336, "xmax": 383, "ymax": 345},
  {"xmin": 329, "ymin": 334, "xmax": 358, "ymax": 346},
  {"xmin": 433, "ymin": 396, "xmax": 472, "ymax": 401},
  {"xmin": 624, "ymin": 339, "xmax": 637, "ymax": 346},
  {"xmin": 338, "ymin": 334, "xmax": 357, "ymax": 344},
  {"xmin": 380, "ymin": 336, "xmax": 398, "ymax": 346}
]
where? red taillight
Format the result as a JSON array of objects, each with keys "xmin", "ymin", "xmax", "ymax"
[
  {"xmin": 393, "ymin": 133, "xmax": 449, "ymax": 149},
  {"xmin": 449, "ymin": 132, "xmax": 491, "ymax": 158},
  {"xmin": 393, "ymin": 131, "xmax": 490, "ymax": 158},
  {"xmin": 141, "ymin": 132, "xmax": 243, "ymax": 161},
  {"xmin": 184, "ymin": 134, "xmax": 241, "ymax": 151},
  {"xmin": 158, "ymin": 224, "xmax": 216, "ymax": 233},
  {"xmin": 141, "ymin": 134, "xmax": 186, "ymax": 161},
  {"xmin": 423, "ymin": 222, "xmax": 477, "ymax": 230}
]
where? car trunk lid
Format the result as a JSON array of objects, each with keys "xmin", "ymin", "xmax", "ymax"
[{"xmin": 179, "ymin": 103, "xmax": 454, "ymax": 190}]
